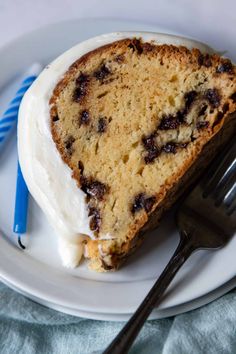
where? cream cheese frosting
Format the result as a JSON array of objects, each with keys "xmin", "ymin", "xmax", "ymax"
[{"xmin": 18, "ymin": 32, "xmax": 213, "ymax": 268}]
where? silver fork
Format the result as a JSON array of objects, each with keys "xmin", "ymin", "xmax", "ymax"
[{"xmin": 103, "ymin": 139, "xmax": 236, "ymax": 354}]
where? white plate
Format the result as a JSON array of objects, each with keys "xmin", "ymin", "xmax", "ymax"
[
  {"xmin": 0, "ymin": 18, "xmax": 236, "ymax": 321},
  {"xmin": 2, "ymin": 274, "xmax": 236, "ymax": 321}
]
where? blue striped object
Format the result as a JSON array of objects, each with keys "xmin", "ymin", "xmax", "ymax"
[
  {"xmin": 0, "ymin": 72, "xmax": 39, "ymax": 148},
  {"xmin": 4, "ymin": 63, "xmax": 43, "ymax": 246}
]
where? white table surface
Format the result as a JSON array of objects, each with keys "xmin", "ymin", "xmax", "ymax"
[{"xmin": 0, "ymin": 0, "xmax": 235, "ymax": 60}]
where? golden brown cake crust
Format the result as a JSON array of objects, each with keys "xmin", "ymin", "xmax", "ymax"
[{"xmin": 49, "ymin": 38, "xmax": 236, "ymax": 271}]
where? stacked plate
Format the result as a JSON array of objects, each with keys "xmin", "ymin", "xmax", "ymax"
[{"xmin": 0, "ymin": 19, "xmax": 235, "ymax": 321}]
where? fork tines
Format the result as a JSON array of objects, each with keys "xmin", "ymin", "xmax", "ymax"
[{"xmin": 202, "ymin": 139, "xmax": 236, "ymax": 215}]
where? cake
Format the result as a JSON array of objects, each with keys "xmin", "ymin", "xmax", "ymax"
[{"xmin": 18, "ymin": 32, "xmax": 236, "ymax": 272}]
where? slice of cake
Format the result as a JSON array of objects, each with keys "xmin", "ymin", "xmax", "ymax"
[{"xmin": 18, "ymin": 32, "xmax": 236, "ymax": 272}]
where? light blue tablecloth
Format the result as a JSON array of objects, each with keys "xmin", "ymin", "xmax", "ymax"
[{"xmin": 0, "ymin": 282, "xmax": 236, "ymax": 353}]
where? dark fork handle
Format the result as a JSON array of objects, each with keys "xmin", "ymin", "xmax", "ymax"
[{"xmin": 103, "ymin": 233, "xmax": 195, "ymax": 354}]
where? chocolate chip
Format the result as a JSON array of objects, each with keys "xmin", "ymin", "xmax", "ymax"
[
  {"xmin": 142, "ymin": 134, "xmax": 156, "ymax": 150},
  {"xmin": 76, "ymin": 73, "xmax": 89, "ymax": 85},
  {"xmin": 158, "ymin": 114, "xmax": 181, "ymax": 130},
  {"xmin": 230, "ymin": 92, "xmax": 236, "ymax": 103},
  {"xmin": 162, "ymin": 142, "xmax": 177, "ymax": 154},
  {"xmin": 128, "ymin": 39, "xmax": 143, "ymax": 54},
  {"xmin": 52, "ymin": 115, "xmax": 59, "ymax": 122},
  {"xmin": 162, "ymin": 142, "xmax": 189, "ymax": 153},
  {"xmin": 115, "ymin": 54, "xmax": 125, "ymax": 63},
  {"xmin": 97, "ymin": 117, "xmax": 107, "ymax": 133},
  {"xmin": 216, "ymin": 60, "xmax": 233, "ymax": 74},
  {"xmin": 142, "ymin": 134, "xmax": 160, "ymax": 163},
  {"xmin": 158, "ymin": 91, "xmax": 200, "ymax": 131},
  {"xmin": 86, "ymin": 181, "xmax": 107, "ymax": 200},
  {"xmin": 184, "ymin": 91, "xmax": 197, "ymax": 110},
  {"xmin": 196, "ymin": 121, "xmax": 210, "ymax": 130},
  {"xmin": 64, "ymin": 135, "xmax": 75, "ymax": 155},
  {"xmin": 131, "ymin": 193, "xmax": 145, "ymax": 213},
  {"xmin": 198, "ymin": 54, "xmax": 212, "ymax": 67},
  {"xmin": 73, "ymin": 87, "xmax": 85, "ymax": 102},
  {"xmin": 204, "ymin": 89, "xmax": 221, "ymax": 108},
  {"xmin": 177, "ymin": 91, "xmax": 198, "ymax": 119},
  {"xmin": 78, "ymin": 160, "xmax": 84, "ymax": 173},
  {"xmin": 222, "ymin": 103, "xmax": 229, "ymax": 113},
  {"xmin": 142, "ymin": 42, "xmax": 154, "ymax": 52},
  {"xmin": 88, "ymin": 207, "xmax": 101, "ymax": 232},
  {"xmin": 80, "ymin": 175, "xmax": 107, "ymax": 201},
  {"xmin": 131, "ymin": 193, "xmax": 156, "ymax": 214},
  {"xmin": 94, "ymin": 64, "xmax": 111, "ymax": 81},
  {"xmin": 65, "ymin": 136, "xmax": 75, "ymax": 149},
  {"xmin": 175, "ymin": 110, "xmax": 185, "ymax": 123},
  {"xmin": 144, "ymin": 148, "xmax": 160, "ymax": 164},
  {"xmin": 79, "ymin": 110, "xmax": 90, "ymax": 126},
  {"xmin": 144, "ymin": 196, "xmax": 156, "ymax": 213},
  {"xmin": 198, "ymin": 104, "xmax": 208, "ymax": 116},
  {"xmin": 73, "ymin": 73, "xmax": 90, "ymax": 102}
]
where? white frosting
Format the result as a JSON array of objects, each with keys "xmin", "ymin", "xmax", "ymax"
[
  {"xmin": 58, "ymin": 236, "xmax": 88, "ymax": 268},
  {"xmin": 18, "ymin": 32, "xmax": 213, "ymax": 268}
]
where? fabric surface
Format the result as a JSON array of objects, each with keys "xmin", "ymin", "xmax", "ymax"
[{"xmin": 0, "ymin": 282, "xmax": 236, "ymax": 354}]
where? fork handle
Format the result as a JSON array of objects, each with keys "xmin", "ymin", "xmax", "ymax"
[{"xmin": 103, "ymin": 234, "xmax": 194, "ymax": 354}]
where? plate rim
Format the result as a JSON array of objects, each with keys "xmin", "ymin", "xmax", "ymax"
[{"xmin": 1, "ymin": 274, "xmax": 236, "ymax": 321}]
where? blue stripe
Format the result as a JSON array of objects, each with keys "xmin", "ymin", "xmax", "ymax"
[
  {"xmin": 11, "ymin": 96, "xmax": 23, "ymax": 104},
  {"xmin": 17, "ymin": 82, "xmax": 30, "ymax": 89},
  {"xmin": 11, "ymin": 92, "xmax": 24, "ymax": 98},
  {"xmin": 16, "ymin": 86, "xmax": 30, "ymax": 95},
  {"xmin": 0, "ymin": 74, "xmax": 38, "ymax": 151},
  {"xmin": 4, "ymin": 113, "xmax": 18, "ymax": 120},
  {"xmin": 10, "ymin": 96, "xmax": 24, "ymax": 105},
  {"xmin": 17, "ymin": 83, "xmax": 31, "ymax": 91},
  {"xmin": 6, "ymin": 103, "xmax": 20, "ymax": 110},
  {"xmin": 4, "ymin": 107, "xmax": 18, "ymax": 115},
  {"xmin": 0, "ymin": 116, "xmax": 17, "ymax": 125},
  {"xmin": 1, "ymin": 112, "xmax": 18, "ymax": 120},
  {"xmin": 12, "ymin": 93, "xmax": 24, "ymax": 100},
  {"xmin": 0, "ymin": 126, "xmax": 11, "ymax": 133},
  {"xmin": 22, "ymin": 76, "xmax": 37, "ymax": 85}
]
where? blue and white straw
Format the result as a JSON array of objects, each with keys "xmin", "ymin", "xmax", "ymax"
[{"xmin": 0, "ymin": 63, "xmax": 42, "ymax": 149}]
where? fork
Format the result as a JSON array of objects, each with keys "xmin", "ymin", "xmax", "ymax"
[{"xmin": 103, "ymin": 138, "xmax": 236, "ymax": 354}]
